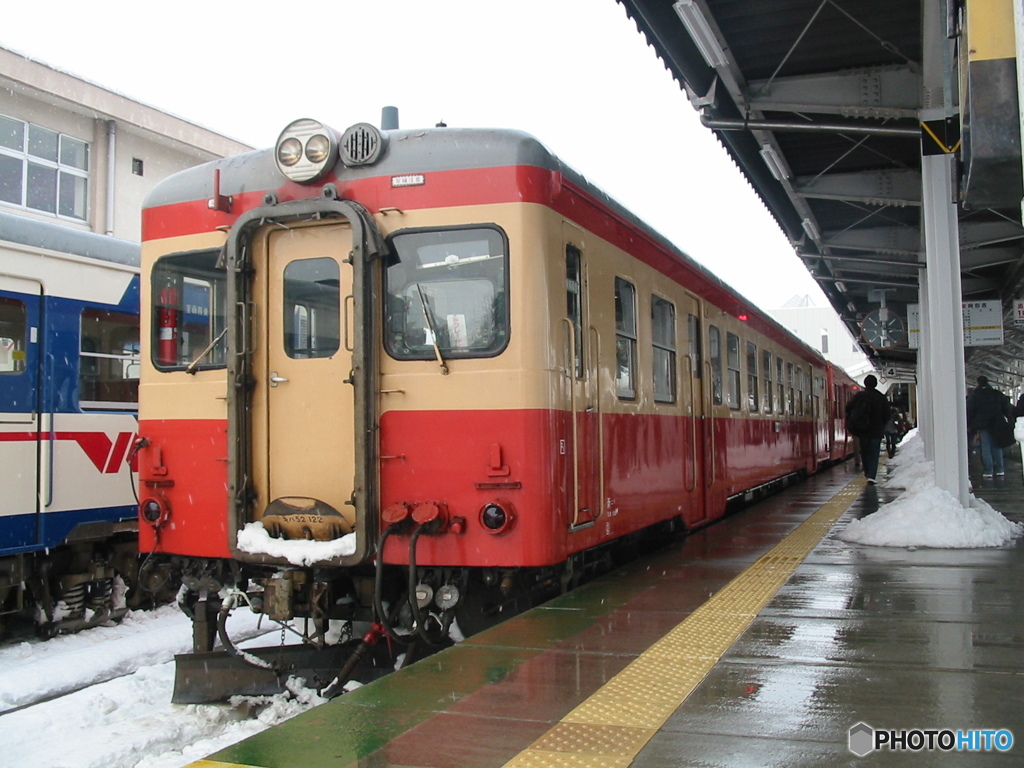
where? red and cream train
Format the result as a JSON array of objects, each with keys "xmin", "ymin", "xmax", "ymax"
[{"xmin": 137, "ymin": 118, "xmax": 855, "ymax": 689}]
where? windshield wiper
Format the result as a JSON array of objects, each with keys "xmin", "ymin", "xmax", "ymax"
[
  {"xmin": 185, "ymin": 327, "xmax": 227, "ymax": 375},
  {"xmin": 415, "ymin": 284, "xmax": 449, "ymax": 375}
]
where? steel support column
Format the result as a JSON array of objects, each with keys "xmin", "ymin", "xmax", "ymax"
[
  {"xmin": 921, "ymin": 153, "xmax": 970, "ymax": 506},
  {"xmin": 919, "ymin": 0, "xmax": 969, "ymax": 505}
]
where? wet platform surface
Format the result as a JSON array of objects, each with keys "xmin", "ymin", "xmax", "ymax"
[{"xmin": 198, "ymin": 448, "xmax": 1024, "ymax": 768}]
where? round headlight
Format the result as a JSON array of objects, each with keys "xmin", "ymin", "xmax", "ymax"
[
  {"xmin": 274, "ymin": 119, "xmax": 339, "ymax": 183},
  {"xmin": 141, "ymin": 498, "xmax": 167, "ymax": 526},
  {"xmin": 480, "ymin": 501, "xmax": 515, "ymax": 534},
  {"xmin": 277, "ymin": 138, "xmax": 302, "ymax": 167},
  {"xmin": 305, "ymin": 134, "xmax": 331, "ymax": 163}
]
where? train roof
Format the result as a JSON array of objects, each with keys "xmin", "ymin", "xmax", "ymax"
[
  {"xmin": 0, "ymin": 209, "xmax": 139, "ymax": 267},
  {"xmin": 144, "ymin": 125, "xmax": 826, "ymax": 365}
]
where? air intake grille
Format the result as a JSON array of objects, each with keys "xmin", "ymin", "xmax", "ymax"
[{"xmin": 341, "ymin": 123, "xmax": 386, "ymax": 166}]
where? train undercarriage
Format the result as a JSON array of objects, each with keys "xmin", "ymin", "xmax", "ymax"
[
  {"xmin": 0, "ymin": 532, "xmax": 167, "ymax": 639},
  {"xmin": 166, "ymin": 517, "xmax": 685, "ymax": 704}
]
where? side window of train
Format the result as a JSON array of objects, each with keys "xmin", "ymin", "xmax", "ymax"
[
  {"xmin": 746, "ymin": 341, "xmax": 758, "ymax": 412},
  {"xmin": 151, "ymin": 249, "xmax": 227, "ymax": 371},
  {"xmin": 776, "ymin": 358, "xmax": 785, "ymax": 415},
  {"xmin": 726, "ymin": 331, "xmax": 741, "ymax": 410},
  {"xmin": 80, "ymin": 309, "xmax": 139, "ymax": 409},
  {"xmin": 0, "ymin": 296, "xmax": 27, "ymax": 375},
  {"xmin": 762, "ymin": 350, "xmax": 773, "ymax": 412},
  {"xmin": 786, "ymin": 362, "xmax": 795, "ymax": 415},
  {"xmin": 687, "ymin": 313, "xmax": 702, "ymax": 379},
  {"xmin": 651, "ymin": 295, "xmax": 676, "ymax": 404},
  {"xmin": 614, "ymin": 277, "xmax": 637, "ymax": 400},
  {"xmin": 708, "ymin": 324, "xmax": 723, "ymax": 406},
  {"xmin": 384, "ymin": 226, "xmax": 509, "ymax": 360},
  {"xmin": 795, "ymin": 365, "xmax": 804, "ymax": 416},
  {"xmin": 566, "ymin": 245, "xmax": 584, "ymax": 378}
]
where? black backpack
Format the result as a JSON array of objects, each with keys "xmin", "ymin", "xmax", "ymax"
[{"xmin": 847, "ymin": 397, "xmax": 871, "ymax": 435}]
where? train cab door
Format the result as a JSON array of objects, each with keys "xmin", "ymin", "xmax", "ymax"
[
  {"xmin": 681, "ymin": 296, "xmax": 709, "ymax": 526},
  {"xmin": 252, "ymin": 222, "xmax": 357, "ymax": 537},
  {"xmin": 0, "ymin": 276, "xmax": 43, "ymax": 548},
  {"xmin": 563, "ymin": 239, "xmax": 600, "ymax": 530}
]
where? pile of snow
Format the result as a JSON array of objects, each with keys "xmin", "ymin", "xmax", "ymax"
[
  {"xmin": 839, "ymin": 430, "xmax": 1023, "ymax": 549},
  {"xmin": 237, "ymin": 521, "xmax": 356, "ymax": 565}
]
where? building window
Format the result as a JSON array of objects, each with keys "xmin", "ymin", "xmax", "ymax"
[
  {"xmin": 746, "ymin": 341, "xmax": 758, "ymax": 411},
  {"xmin": 651, "ymin": 296, "xmax": 676, "ymax": 404},
  {"xmin": 726, "ymin": 332, "xmax": 741, "ymax": 409},
  {"xmin": 0, "ymin": 114, "xmax": 89, "ymax": 220},
  {"xmin": 820, "ymin": 328, "xmax": 829, "ymax": 354},
  {"xmin": 614, "ymin": 277, "xmax": 637, "ymax": 399}
]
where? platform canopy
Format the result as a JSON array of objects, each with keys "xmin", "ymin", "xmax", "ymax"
[{"xmin": 618, "ymin": 0, "xmax": 1024, "ymax": 389}]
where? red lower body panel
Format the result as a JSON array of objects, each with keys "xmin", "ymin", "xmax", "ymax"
[
  {"xmin": 137, "ymin": 409, "xmax": 818, "ymax": 568},
  {"xmin": 137, "ymin": 419, "xmax": 230, "ymax": 558}
]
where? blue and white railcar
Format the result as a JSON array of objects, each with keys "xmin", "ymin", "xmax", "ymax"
[{"xmin": 0, "ymin": 210, "xmax": 142, "ymax": 635}]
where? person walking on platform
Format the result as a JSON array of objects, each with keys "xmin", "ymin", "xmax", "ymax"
[
  {"xmin": 845, "ymin": 374, "xmax": 891, "ymax": 484},
  {"xmin": 967, "ymin": 375, "xmax": 1014, "ymax": 477},
  {"xmin": 883, "ymin": 407, "xmax": 902, "ymax": 458}
]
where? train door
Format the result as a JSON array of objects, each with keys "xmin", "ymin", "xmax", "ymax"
[
  {"xmin": 252, "ymin": 222, "xmax": 356, "ymax": 535},
  {"xmin": 0, "ymin": 277, "xmax": 42, "ymax": 548},
  {"xmin": 563, "ymin": 239, "xmax": 600, "ymax": 530},
  {"xmin": 681, "ymin": 296, "xmax": 708, "ymax": 526}
]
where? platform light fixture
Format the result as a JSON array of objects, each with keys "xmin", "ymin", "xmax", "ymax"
[
  {"xmin": 801, "ymin": 217, "xmax": 821, "ymax": 241},
  {"xmin": 673, "ymin": 0, "xmax": 728, "ymax": 69},
  {"xmin": 759, "ymin": 144, "xmax": 788, "ymax": 182}
]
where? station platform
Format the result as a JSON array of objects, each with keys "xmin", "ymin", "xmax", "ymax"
[{"xmin": 194, "ymin": 451, "xmax": 1024, "ymax": 768}]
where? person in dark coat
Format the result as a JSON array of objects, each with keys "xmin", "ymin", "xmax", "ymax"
[
  {"xmin": 883, "ymin": 407, "xmax": 902, "ymax": 458},
  {"xmin": 845, "ymin": 374, "xmax": 891, "ymax": 483},
  {"xmin": 966, "ymin": 375, "xmax": 1013, "ymax": 477}
]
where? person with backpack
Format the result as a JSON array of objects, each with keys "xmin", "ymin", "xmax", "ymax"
[
  {"xmin": 966, "ymin": 375, "xmax": 1014, "ymax": 477},
  {"xmin": 845, "ymin": 374, "xmax": 892, "ymax": 484}
]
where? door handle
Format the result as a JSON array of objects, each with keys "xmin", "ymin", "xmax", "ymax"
[{"xmin": 269, "ymin": 372, "xmax": 289, "ymax": 387}]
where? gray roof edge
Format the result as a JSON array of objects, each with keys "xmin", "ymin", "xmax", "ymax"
[{"xmin": 0, "ymin": 209, "xmax": 139, "ymax": 267}]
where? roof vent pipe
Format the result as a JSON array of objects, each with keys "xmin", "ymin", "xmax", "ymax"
[{"xmin": 381, "ymin": 106, "xmax": 399, "ymax": 131}]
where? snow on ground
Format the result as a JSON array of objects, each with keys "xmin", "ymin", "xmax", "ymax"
[
  {"xmin": 0, "ymin": 606, "xmax": 325, "ymax": 768},
  {"xmin": 839, "ymin": 430, "xmax": 1024, "ymax": 549}
]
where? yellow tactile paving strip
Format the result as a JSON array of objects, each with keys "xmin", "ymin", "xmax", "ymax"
[{"xmin": 503, "ymin": 476, "xmax": 866, "ymax": 768}]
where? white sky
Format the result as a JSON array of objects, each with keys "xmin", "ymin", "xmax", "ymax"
[{"xmin": 0, "ymin": 0, "xmax": 828, "ymax": 312}]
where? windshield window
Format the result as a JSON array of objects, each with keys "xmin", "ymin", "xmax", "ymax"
[
  {"xmin": 151, "ymin": 249, "xmax": 227, "ymax": 371},
  {"xmin": 385, "ymin": 226, "xmax": 508, "ymax": 360}
]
